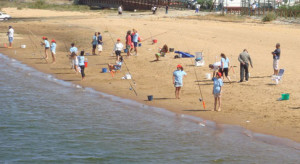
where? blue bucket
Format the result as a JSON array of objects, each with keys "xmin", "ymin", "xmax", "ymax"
[
  {"xmin": 102, "ymin": 68, "xmax": 108, "ymax": 73},
  {"xmin": 138, "ymin": 43, "xmax": 142, "ymax": 47},
  {"xmin": 147, "ymin": 95, "xmax": 153, "ymax": 101},
  {"xmin": 124, "ymin": 49, "xmax": 128, "ymax": 53}
]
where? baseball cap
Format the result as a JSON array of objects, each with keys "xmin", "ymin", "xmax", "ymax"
[{"xmin": 177, "ymin": 64, "xmax": 182, "ymax": 68}]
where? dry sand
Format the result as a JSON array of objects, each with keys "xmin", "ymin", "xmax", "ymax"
[{"xmin": 1, "ymin": 8, "xmax": 299, "ymax": 142}]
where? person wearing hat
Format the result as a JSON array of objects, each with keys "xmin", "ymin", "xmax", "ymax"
[
  {"xmin": 212, "ymin": 72, "xmax": 223, "ymax": 112},
  {"xmin": 50, "ymin": 39, "xmax": 56, "ymax": 63},
  {"xmin": 114, "ymin": 38, "xmax": 123, "ymax": 61},
  {"xmin": 272, "ymin": 43, "xmax": 281, "ymax": 75},
  {"xmin": 173, "ymin": 64, "xmax": 187, "ymax": 99},
  {"xmin": 7, "ymin": 26, "xmax": 14, "ymax": 48},
  {"xmin": 41, "ymin": 37, "xmax": 50, "ymax": 60}
]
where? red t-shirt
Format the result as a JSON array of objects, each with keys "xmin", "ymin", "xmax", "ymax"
[{"xmin": 126, "ymin": 35, "xmax": 132, "ymax": 45}]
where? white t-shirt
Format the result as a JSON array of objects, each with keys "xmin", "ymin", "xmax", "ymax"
[
  {"xmin": 118, "ymin": 6, "xmax": 122, "ymax": 12},
  {"xmin": 8, "ymin": 28, "xmax": 14, "ymax": 38},
  {"xmin": 114, "ymin": 42, "xmax": 123, "ymax": 51},
  {"xmin": 212, "ymin": 61, "xmax": 221, "ymax": 71}
]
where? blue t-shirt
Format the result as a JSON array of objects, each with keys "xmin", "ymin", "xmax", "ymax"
[
  {"xmin": 77, "ymin": 56, "xmax": 85, "ymax": 66},
  {"xmin": 97, "ymin": 35, "xmax": 102, "ymax": 45},
  {"xmin": 70, "ymin": 47, "xmax": 78, "ymax": 54},
  {"xmin": 173, "ymin": 70, "xmax": 187, "ymax": 85},
  {"xmin": 213, "ymin": 77, "xmax": 223, "ymax": 94},
  {"xmin": 50, "ymin": 42, "xmax": 56, "ymax": 52},
  {"xmin": 92, "ymin": 36, "xmax": 97, "ymax": 45},
  {"xmin": 221, "ymin": 58, "xmax": 230, "ymax": 68},
  {"xmin": 273, "ymin": 48, "xmax": 280, "ymax": 60},
  {"xmin": 44, "ymin": 40, "xmax": 50, "ymax": 48},
  {"xmin": 132, "ymin": 33, "xmax": 139, "ymax": 43}
]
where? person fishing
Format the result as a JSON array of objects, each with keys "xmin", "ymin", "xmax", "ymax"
[
  {"xmin": 41, "ymin": 37, "xmax": 50, "ymax": 60},
  {"xmin": 173, "ymin": 64, "xmax": 187, "ymax": 99},
  {"xmin": 78, "ymin": 51, "xmax": 85, "ymax": 80},
  {"xmin": 238, "ymin": 49, "xmax": 253, "ymax": 82},
  {"xmin": 125, "ymin": 30, "xmax": 133, "ymax": 57},
  {"xmin": 212, "ymin": 72, "xmax": 223, "ymax": 112},
  {"xmin": 92, "ymin": 32, "xmax": 98, "ymax": 55},
  {"xmin": 272, "ymin": 43, "xmax": 281, "ymax": 76},
  {"xmin": 208, "ymin": 61, "xmax": 221, "ymax": 78},
  {"xmin": 132, "ymin": 29, "xmax": 139, "ymax": 56},
  {"xmin": 7, "ymin": 26, "xmax": 14, "ymax": 48},
  {"xmin": 108, "ymin": 56, "xmax": 123, "ymax": 72},
  {"xmin": 114, "ymin": 38, "xmax": 123, "ymax": 61},
  {"xmin": 69, "ymin": 43, "xmax": 78, "ymax": 69},
  {"xmin": 97, "ymin": 32, "xmax": 103, "ymax": 55}
]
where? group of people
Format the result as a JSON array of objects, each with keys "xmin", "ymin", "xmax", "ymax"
[
  {"xmin": 91, "ymin": 32, "xmax": 103, "ymax": 56},
  {"xmin": 41, "ymin": 37, "xmax": 57, "ymax": 63},
  {"xmin": 174, "ymin": 43, "xmax": 281, "ymax": 111},
  {"xmin": 69, "ymin": 43, "xmax": 86, "ymax": 80}
]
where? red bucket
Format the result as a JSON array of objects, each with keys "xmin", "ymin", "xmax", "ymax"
[
  {"xmin": 153, "ymin": 39, "xmax": 157, "ymax": 44},
  {"xmin": 84, "ymin": 61, "xmax": 88, "ymax": 68}
]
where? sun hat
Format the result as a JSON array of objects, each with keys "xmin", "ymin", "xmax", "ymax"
[
  {"xmin": 51, "ymin": 39, "xmax": 56, "ymax": 42},
  {"xmin": 42, "ymin": 36, "xmax": 46, "ymax": 40},
  {"xmin": 177, "ymin": 64, "xmax": 182, "ymax": 68}
]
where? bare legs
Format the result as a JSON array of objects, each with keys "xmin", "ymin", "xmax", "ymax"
[
  {"xmin": 44, "ymin": 49, "xmax": 49, "ymax": 59},
  {"xmin": 51, "ymin": 52, "xmax": 56, "ymax": 64},
  {"xmin": 213, "ymin": 96, "xmax": 221, "ymax": 111},
  {"xmin": 175, "ymin": 87, "xmax": 181, "ymax": 99}
]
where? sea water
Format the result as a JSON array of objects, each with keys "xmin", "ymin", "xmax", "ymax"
[{"xmin": 0, "ymin": 53, "xmax": 299, "ymax": 163}]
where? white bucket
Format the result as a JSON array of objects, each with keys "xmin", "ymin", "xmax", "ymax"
[
  {"xmin": 21, "ymin": 45, "xmax": 26, "ymax": 48},
  {"xmin": 125, "ymin": 73, "xmax": 131, "ymax": 79},
  {"xmin": 205, "ymin": 73, "xmax": 211, "ymax": 79}
]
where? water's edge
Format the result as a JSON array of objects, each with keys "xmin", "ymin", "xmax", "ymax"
[{"xmin": 1, "ymin": 53, "xmax": 299, "ymax": 151}]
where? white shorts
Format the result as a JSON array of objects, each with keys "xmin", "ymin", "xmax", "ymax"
[
  {"xmin": 273, "ymin": 59, "xmax": 279, "ymax": 70},
  {"xmin": 51, "ymin": 51, "xmax": 56, "ymax": 55},
  {"xmin": 98, "ymin": 45, "xmax": 103, "ymax": 51}
]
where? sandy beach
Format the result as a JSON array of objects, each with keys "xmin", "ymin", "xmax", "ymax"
[{"xmin": 1, "ymin": 8, "xmax": 299, "ymax": 142}]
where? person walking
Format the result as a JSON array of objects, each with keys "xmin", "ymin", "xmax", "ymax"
[
  {"xmin": 78, "ymin": 51, "xmax": 85, "ymax": 80},
  {"xmin": 97, "ymin": 32, "xmax": 103, "ymax": 55},
  {"xmin": 92, "ymin": 32, "xmax": 98, "ymax": 55},
  {"xmin": 212, "ymin": 72, "xmax": 223, "ymax": 112},
  {"xmin": 50, "ymin": 39, "xmax": 56, "ymax": 64},
  {"xmin": 125, "ymin": 30, "xmax": 133, "ymax": 57},
  {"xmin": 238, "ymin": 49, "xmax": 253, "ymax": 82},
  {"xmin": 114, "ymin": 38, "xmax": 123, "ymax": 61},
  {"xmin": 41, "ymin": 37, "xmax": 50, "ymax": 60},
  {"xmin": 7, "ymin": 26, "xmax": 14, "ymax": 48},
  {"xmin": 118, "ymin": 5, "xmax": 123, "ymax": 15},
  {"xmin": 220, "ymin": 53, "xmax": 231, "ymax": 83},
  {"xmin": 132, "ymin": 29, "xmax": 139, "ymax": 56},
  {"xmin": 271, "ymin": 43, "xmax": 281, "ymax": 76},
  {"xmin": 173, "ymin": 64, "xmax": 187, "ymax": 99}
]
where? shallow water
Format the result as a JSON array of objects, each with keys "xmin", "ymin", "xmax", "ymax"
[{"xmin": 0, "ymin": 53, "xmax": 299, "ymax": 163}]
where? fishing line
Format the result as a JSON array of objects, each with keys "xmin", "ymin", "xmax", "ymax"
[{"xmin": 26, "ymin": 27, "xmax": 47, "ymax": 63}]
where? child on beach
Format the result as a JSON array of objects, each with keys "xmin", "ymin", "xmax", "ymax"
[
  {"xmin": 114, "ymin": 38, "xmax": 123, "ymax": 61},
  {"xmin": 220, "ymin": 53, "xmax": 231, "ymax": 83},
  {"xmin": 78, "ymin": 51, "xmax": 85, "ymax": 80},
  {"xmin": 173, "ymin": 64, "xmax": 187, "ymax": 99},
  {"xmin": 155, "ymin": 44, "xmax": 168, "ymax": 61},
  {"xmin": 212, "ymin": 72, "xmax": 223, "ymax": 112},
  {"xmin": 97, "ymin": 32, "xmax": 103, "ymax": 55},
  {"xmin": 71, "ymin": 52, "xmax": 79, "ymax": 73},
  {"xmin": 108, "ymin": 56, "xmax": 123, "ymax": 72},
  {"xmin": 69, "ymin": 43, "xmax": 78, "ymax": 69},
  {"xmin": 126, "ymin": 30, "xmax": 133, "ymax": 57},
  {"xmin": 41, "ymin": 37, "xmax": 50, "ymax": 60},
  {"xmin": 272, "ymin": 43, "xmax": 281, "ymax": 76},
  {"xmin": 50, "ymin": 39, "xmax": 56, "ymax": 64},
  {"xmin": 208, "ymin": 61, "xmax": 221, "ymax": 78}
]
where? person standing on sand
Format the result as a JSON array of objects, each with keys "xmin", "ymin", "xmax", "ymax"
[
  {"xmin": 97, "ymin": 32, "xmax": 103, "ymax": 55},
  {"xmin": 238, "ymin": 49, "xmax": 253, "ymax": 82},
  {"xmin": 69, "ymin": 43, "xmax": 78, "ymax": 69},
  {"xmin": 78, "ymin": 51, "xmax": 85, "ymax": 80},
  {"xmin": 41, "ymin": 37, "xmax": 50, "ymax": 60},
  {"xmin": 173, "ymin": 64, "xmax": 187, "ymax": 99},
  {"xmin": 92, "ymin": 32, "xmax": 97, "ymax": 55},
  {"xmin": 50, "ymin": 39, "xmax": 56, "ymax": 64},
  {"xmin": 118, "ymin": 5, "xmax": 123, "ymax": 15},
  {"xmin": 220, "ymin": 53, "xmax": 231, "ymax": 83},
  {"xmin": 272, "ymin": 43, "xmax": 281, "ymax": 76},
  {"xmin": 125, "ymin": 30, "xmax": 133, "ymax": 57},
  {"xmin": 132, "ymin": 29, "xmax": 139, "ymax": 56},
  {"xmin": 195, "ymin": 4, "xmax": 200, "ymax": 13},
  {"xmin": 165, "ymin": 5, "xmax": 169, "ymax": 14},
  {"xmin": 212, "ymin": 72, "xmax": 223, "ymax": 112},
  {"xmin": 7, "ymin": 26, "xmax": 14, "ymax": 48},
  {"xmin": 114, "ymin": 38, "xmax": 123, "ymax": 61}
]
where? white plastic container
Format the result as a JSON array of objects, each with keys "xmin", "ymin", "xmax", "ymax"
[
  {"xmin": 205, "ymin": 73, "xmax": 211, "ymax": 79},
  {"xmin": 21, "ymin": 45, "xmax": 26, "ymax": 48}
]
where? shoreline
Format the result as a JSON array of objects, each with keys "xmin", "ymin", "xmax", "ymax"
[
  {"xmin": 0, "ymin": 8, "xmax": 299, "ymax": 143},
  {"xmin": 1, "ymin": 52, "xmax": 300, "ymax": 150}
]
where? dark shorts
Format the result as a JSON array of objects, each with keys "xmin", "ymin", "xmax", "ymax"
[
  {"xmin": 45, "ymin": 47, "xmax": 49, "ymax": 50},
  {"xmin": 133, "ymin": 42, "xmax": 138, "ymax": 48},
  {"xmin": 115, "ymin": 50, "xmax": 121, "ymax": 56},
  {"xmin": 92, "ymin": 44, "xmax": 96, "ymax": 49},
  {"xmin": 219, "ymin": 68, "xmax": 229, "ymax": 77}
]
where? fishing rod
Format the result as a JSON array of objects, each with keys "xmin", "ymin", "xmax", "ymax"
[
  {"xmin": 26, "ymin": 28, "xmax": 48, "ymax": 63},
  {"xmin": 105, "ymin": 25, "xmax": 137, "ymax": 85},
  {"xmin": 105, "ymin": 25, "xmax": 138, "ymax": 96}
]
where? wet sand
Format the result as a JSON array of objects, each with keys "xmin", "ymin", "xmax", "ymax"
[{"xmin": 1, "ymin": 8, "xmax": 299, "ymax": 142}]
